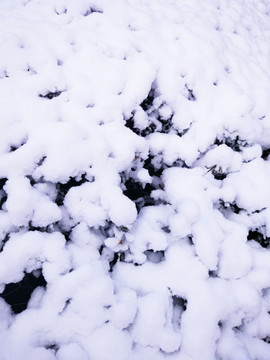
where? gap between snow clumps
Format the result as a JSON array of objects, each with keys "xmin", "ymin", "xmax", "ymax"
[{"xmin": 0, "ymin": 0, "xmax": 270, "ymax": 359}]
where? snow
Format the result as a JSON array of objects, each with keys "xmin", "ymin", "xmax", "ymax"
[{"xmin": 1, "ymin": 0, "xmax": 270, "ymax": 359}]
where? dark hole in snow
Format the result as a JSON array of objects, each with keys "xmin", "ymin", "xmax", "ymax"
[
  {"xmin": 44, "ymin": 344, "xmax": 59, "ymax": 353},
  {"xmin": 109, "ymin": 252, "xmax": 125, "ymax": 272},
  {"xmin": 0, "ymin": 271, "xmax": 47, "ymax": 314},
  {"xmin": 208, "ymin": 270, "xmax": 218, "ymax": 277},
  {"xmin": 28, "ymin": 222, "xmax": 55, "ymax": 235},
  {"xmin": 230, "ymin": 202, "xmax": 242, "ymax": 214},
  {"xmin": 233, "ymin": 324, "xmax": 243, "ymax": 332},
  {"xmin": 99, "ymin": 241, "xmax": 126, "ymax": 272},
  {"xmin": 60, "ymin": 228, "xmax": 72, "ymax": 242},
  {"xmin": 124, "ymin": 87, "xmax": 162, "ymax": 137},
  {"xmin": 55, "ymin": 8, "xmax": 67, "ymax": 15},
  {"xmin": 26, "ymin": 175, "xmax": 36, "ymax": 186},
  {"xmin": 140, "ymin": 88, "xmax": 155, "ymax": 111},
  {"xmin": 172, "ymin": 295, "xmax": 187, "ymax": 311},
  {"xmin": 185, "ymin": 84, "xmax": 196, "ymax": 101},
  {"xmin": 39, "ymin": 90, "xmax": 63, "ymax": 100},
  {"xmin": 187, "ymin": 91, "xmax": 195, "ymax": 101},
  {"xmin": 247, "ymin": 230, "xmax": 270, "ymax": 248},
  {"xmin": 0, "ymin": 234, "xmax": 9, "ymax": 253},
  {"xmin": 28, "ymin": 222, "xmax": 44, "ymax": 232},
  {"xmin": 178, "ymin": 127, "xmax": 190, "ymax": 138},
  {"xmin": 125, "ymin": 101, "xmax": 174, "ymax": 137},
  {"xmin": 262, "ymin": 288, "xmax": 270, "ymax": 297},
  {"xmin": 0, "ymin": 70, "xmax": 9, "ymax": 79},
  {"xmin": 56, "ymin": 173, "xmax": 87, "ymax": 206},
  {"xmin": 159, "ymin": 117, "xmax": 173, "ymax": 134},
  {"xmin": 161, "ymin": 226, "xmax": 171, "ymax": 233},
  {"xmin": 187, "ymin": 236, "xmax": 194, "ymax": 245},
  {"xmin": 213, "ymin": 172, "xmax": 227, "ymax": 180},
  {"xmin": 218, "ymin": 320, "xmax": 223, "ymax": 328},
  {"xmin": 62, "ymin": 298, "xmax": 71, "ymax": 312},
  {"xmin": 37, "ymin": 156, "xmax": 46, "ymax": 167},
  {"xmin": 217, "ymin": 200, "xmax": 242, "ymax": 215},
  {"xmin": 9, "ymin": 138, "xmax": 27, "ymax": 152},
  {"xmin": 262, "ymin": 336, "xmax": 270, "ymax": 343},
  {"xmin": 99, "ymin": 244, "xmax": 105, "ymax": 255},
  {"xmin": 86, "ymin": 103, "xmax": 95, "ymax": 108},
  {"xmin": 125, "ymin": 118, "xmax": 142, "ymax": 136},
  {"xmin": 144, "ymin": 155, "xmax": 164, "ymax": 177},
  {"xmin": 172, "ymin": 158, "xmax": 188, "ymax": 168},
  {"xmin": 125, "ymin": 117, "xmax": 157, "ymax": 137},
  {"xmin": 144, "ymin": 250, "xmax": 165, "ymax": 263},
  {"xmin": 26, "ymin": 66, "xmax": 37, "ymax": 74},
  {"xmin": 172, "ymin": 295, "xmax": 187, "ymax": 329},
  {"xmin": 123, "ymin": 180, "xmax": 155, "ymax": 211},
  {"xmin": 0, "ymin": 178, "xmax": 7, "ymax": 209},
  {"xmin": 141, "ymin": 122, "xmax": 157, "ymax": 136},
  {"xmin": 10, "ymin": 145, "xmax": 18, "ymax": 152},
  {"xmin": 83, "ymin": 7, "xmax": 103, "ymax": 16},
  {"xmin": 123, "ymin": 179, "xmax": 153, "ymax": 201},
  {"xmin": 262, "ymin": 148, "xmax": 270, "ymax": 160},
  {"xmin": 215, "ymin": 136, "xmax": 245, "ymax": 152},
  {"xmin": 53, "ymin": 221, "xmax": 74, "ymax": 242},
  {"xmin": 99, "ymin": 221, "xmax": 114, "ymax": 238},
  {"xmin": 109, "ymin": 253, "xmax": 119, "ymax": 272}
]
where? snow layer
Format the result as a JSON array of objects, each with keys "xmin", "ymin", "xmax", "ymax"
[{"xmin": 0, "ymin": 0, "xmax": 270, "ymax": 359}]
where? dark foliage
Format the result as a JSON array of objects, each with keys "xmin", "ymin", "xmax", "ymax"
[
  {"xmin": 144, "ymin": 249, "xmax": 165, "ymax": 263},
  {"xmin": 125, "ymin": 117, "xmax": 157, "ymax": 137},
  {"xmin": 0, "ymin": 178, "xmax": 7, "ymax": 189},
  {"xmin": 10, "ymin": 144, "xmax": 24, "ymax": 152},
  {"xmin": 185, "ymin": 84, "xmax": 196, "ymax": 101},
  {"xmin": 262, "ymin": 148, "xmax": 270, "ymax": 160},
  {"xmin": 215, "ymin": 136, "xmax": 246, "ymax": 152},
  {"xmin": 0, "ymin": 234, "xmax": 9, "ymax": 253},
  {"xmin": 55, "ymin": 174, "xmax": 87, "ymax": 206},
  {"xmin": 144, "ymin": 156, "xmax": 164, "ymax": 177},
  {"xmin": 140, "ymin": 88, "xmax": 155, "ymax": 111},
  {"xmin": 172, "ymin": 295, "xmax": 187, "ymax": 311},
  {"xmin": 125, "ymin": 86, "xmax": 175, "ymax": 137},
  {"xmin": 39, "ymin": 90, "xmax": 63, "ymax": 100},
  {"xmin": 84, "ymin": 7, "xmax": 103, "ymax": 16},
  {"xmin": 123, "ymin": 179, "xmax": 155, "ymax": 212},
  {"xmin": 247, "ymin": 230, "xmax": 270, "ymax": 248},
  {"xmin": 109, "ymin": 252, "xmax": 119, "ymax": 272},
  {"xmin": 213, "ymin": 172, "xmax": 227, "ymax": 180},
  {"xmin": 0, "ymin": 178, "xmax": 7, "ymax": 209},
  {"xmin": 123, "ymin": 179, "xmax": 153, "ymax": 201},
  {"xmin": 0, "ymin": 271, "xmax": 47, "ymax": 314},
  {"xmin": 218, "ymin": 200, "xmax": 242, "ymax": 214},
  {"xmin": 208, "ymin": 270, "xmax": 218, "ymax": 277}
]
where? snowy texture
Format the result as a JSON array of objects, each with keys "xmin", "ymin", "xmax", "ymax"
[{"xmin": 1, "ymin": 0, "xmax": 270, "ymax": 359}]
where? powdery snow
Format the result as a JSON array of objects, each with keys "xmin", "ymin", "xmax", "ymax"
[{"xmin": 0, "ymin": 0, "xmax": 270, "ymax": 359}]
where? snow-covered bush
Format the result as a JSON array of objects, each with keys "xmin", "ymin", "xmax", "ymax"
[{"xmin": 0, "ymin": 0, "xmax": 270, "ymax": 359}]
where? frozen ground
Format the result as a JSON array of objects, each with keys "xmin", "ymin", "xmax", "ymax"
[{"xmin": 0, "ymin": 0, "xmax": 270, "ymax": 359}]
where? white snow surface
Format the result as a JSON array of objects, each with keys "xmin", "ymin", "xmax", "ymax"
[{"xmin": 0, "ymin": 0, "xmax": 270, "ymax": 359}]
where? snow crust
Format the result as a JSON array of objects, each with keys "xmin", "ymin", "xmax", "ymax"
[{"xmin": 0, "ymin": 0, "xmax": 270, "ymax": 359}]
